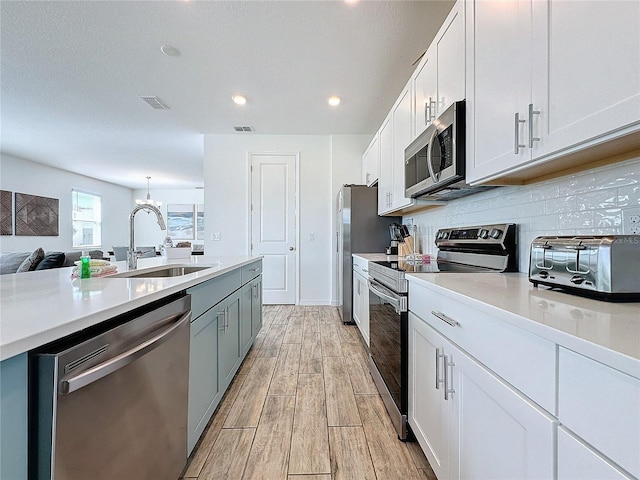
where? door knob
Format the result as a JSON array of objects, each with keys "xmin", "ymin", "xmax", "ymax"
[{"xmin": 289, "ymin": 246, "xmax": 295, "ymax": 251}]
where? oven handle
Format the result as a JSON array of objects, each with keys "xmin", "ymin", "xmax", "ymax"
[{"xmin": 367, "ymin": 278, "xmax": 407, "ymax": 313}]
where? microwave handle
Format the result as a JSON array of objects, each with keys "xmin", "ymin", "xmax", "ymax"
[{"xmin": 425, "ymin": 127, "xmax": 440, "ymax": 183}]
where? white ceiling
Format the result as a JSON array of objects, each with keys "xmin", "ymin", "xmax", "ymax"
[{"xmin": 1, "ymin": 0, "xmax": 454, "ymax": 190}]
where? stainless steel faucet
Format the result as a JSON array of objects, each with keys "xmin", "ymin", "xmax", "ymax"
[{"xmin": 128, "ymin": 204, "xmax": 166, "ymax": 269}]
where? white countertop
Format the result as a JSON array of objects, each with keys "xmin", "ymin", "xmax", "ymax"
[
  {"xmin": 0, "ymin": 255, "xmax": 260, "ymax": 361},
  {"xmin": 353, "ymin": 253, "xmax": 399, "ymax": 262},
  {"xmin": 406, "ymin": 272, "xmax": 640, "ymax": 379}
]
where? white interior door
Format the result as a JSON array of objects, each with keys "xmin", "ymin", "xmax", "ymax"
[{"xmin": 250, "ymin": 153, "xmax": 297, "ymax": 304}]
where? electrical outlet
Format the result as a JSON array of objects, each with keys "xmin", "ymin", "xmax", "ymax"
[
  {"xmin": 622, "ymin": 209, "xmax": 640, "ymax": 235},
  {"xmin": 212, "ymin": 232, "xmax": 221, "ymax": 241}
]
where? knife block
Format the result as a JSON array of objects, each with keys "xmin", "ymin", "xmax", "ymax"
[{"xmin": 399, "ymin": 236, "xmax": 415, "ymax": 257}]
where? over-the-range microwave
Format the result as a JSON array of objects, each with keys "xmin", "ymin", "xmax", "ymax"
[{"xmin": 404, "ymin": 100, "xmax": 494, "ymax": 201}]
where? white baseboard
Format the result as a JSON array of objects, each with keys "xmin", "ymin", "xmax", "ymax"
[{"xmin": 297, "ymin": 299, "xmax": 332, "ymax": 306}]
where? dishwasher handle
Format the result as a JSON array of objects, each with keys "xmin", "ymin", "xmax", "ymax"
[{"xmin": 60, "ymin": 309, "xmax": 190, "ymax": 394}]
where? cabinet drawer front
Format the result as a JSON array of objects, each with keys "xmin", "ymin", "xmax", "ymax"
[
  {"xmin": 188, "ymin": 269, "xmax": 242, "ymax": 319},
  {"xmin": 409, "ymin": 282, "xmax": 556, "ymax": 413},
  {"xmin": 241, "ymin": 261, "xmax": 262, "ymax": 283},
  {"xmin": 352, "ymin": 256, "xmax": 369, "ymax": 276},
  {"xmin": 558, "ymin": 348, "xmax": 640, "ymax": 478}
]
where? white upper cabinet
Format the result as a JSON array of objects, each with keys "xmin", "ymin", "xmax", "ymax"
[
  {"xmin": 391, "ymin": 85, "xmax": 414, "ymax": 212},
  {"xmin": 377, "ymin": 115, "xmax": 393, "ymax": 214},
  {"xmin": 465, "ymin": 0, "xmax": 532, "ymax": 182},
  {"xmin": 362, "ymin": 134, "xmax": 379, "ymax": 187},
  {"xmin": 413, "ymin": 45, "xmax": 438, "ymax": 138},
  {"xmin": 379, "ymin": 83, "xmax": 423, "ymax": 215},
  {"xmin": 413, "ymin": 1, "xmax": 465, "ymax": 139},
  {"xmin": 466, "ymin": 0, "xmax": 640, "ymax": 184},
  {"xmin": 531, "ymin": 0, "xmax": 640, "ymax": 159}
]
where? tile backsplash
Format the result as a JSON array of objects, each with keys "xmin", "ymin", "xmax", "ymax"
[{"xmin": 407, "ymin": 156, "xmax": 640, "ymax": 273}]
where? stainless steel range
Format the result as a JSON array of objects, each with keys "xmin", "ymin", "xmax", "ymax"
[{"xmin": 367, "ymin": 223, "xmax": 517, "ymax": 440}]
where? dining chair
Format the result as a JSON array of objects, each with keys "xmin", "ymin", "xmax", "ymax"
[{"xmin": 112, "ymin": 246, "xmax": 129, "ymax": 261}]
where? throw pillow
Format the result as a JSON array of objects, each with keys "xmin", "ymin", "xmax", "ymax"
[
  {"xmin": 0, "ymin": 252, "xmax": 31, "ymax": 274},
  {"xmin": 35, "ymin": 252, "xmax": 66, "ymax": 270},
  {"xmin": 16, "ymin": 247, "xmax": 45, "ymax": 272}
]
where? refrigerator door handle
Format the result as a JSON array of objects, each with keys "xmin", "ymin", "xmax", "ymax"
[{"xmin": 336, "ymin": 231, "xmax": 339, "ymax": 253}]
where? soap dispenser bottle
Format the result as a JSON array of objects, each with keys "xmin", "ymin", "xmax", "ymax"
[{"xmin": 80, "ymin": 251, "xmax": 91, "ymax": 279}]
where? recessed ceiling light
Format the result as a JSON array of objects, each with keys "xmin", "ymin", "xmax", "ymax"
[
  {"xmin": 160, "ymin": 45, "xmax": 180, "ymax": 57},
  {"xmin": 232, "ymin": 95, "xmax": 247, "ymax": 105},
  {"xmin": 328, "ymin": 96, "xmax": 341, "ymax": 107}
]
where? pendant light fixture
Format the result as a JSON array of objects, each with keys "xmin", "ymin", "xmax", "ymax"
[{"xmin": 135, "ymin": 176, "xmax": 162, "ymax": 207}]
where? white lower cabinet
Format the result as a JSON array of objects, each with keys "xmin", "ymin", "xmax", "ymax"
[
  {"xmin": 409, "ymin": 312, "xmax": 556, "ymax": 479},
  {"xmin": 449, "ymin": 340, "xmax": 556, "ymax": 479},
  {"xmin": 352, "ymin": 256, "xmax": 370, "ymax": 346},
  {"xmin": 409, "ymin": 312, "xmax": 449, "ymax": 478},
  {"xmin": 558, "ymin": 347, "xmax": 640, "ymax": 478},
  {"xmin": 557, "ymin": 427, "xmax": 634, "ymax": 480}
]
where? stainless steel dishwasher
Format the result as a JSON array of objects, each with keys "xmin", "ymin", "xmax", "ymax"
[{"xmin": 31, "ymin": 294, "xmax": 191, "ymax": 480}]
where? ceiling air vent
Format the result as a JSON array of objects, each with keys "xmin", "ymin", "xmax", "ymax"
[
  {"xmin": 140, "ymin": 96, "xmax": 170, "ymax": 110},
  {"xmin": 233, "ymin": 126, "xmax": 254, "ymax": 132}
]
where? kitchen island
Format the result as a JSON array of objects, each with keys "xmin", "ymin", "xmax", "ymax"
[{"xmin": 0, "ymin": 255, "xmax": 262, "ymax": 480}]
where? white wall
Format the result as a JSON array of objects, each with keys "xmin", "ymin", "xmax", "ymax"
[
  {"xmin": 0, "ymin": 154, "xmax": 133, "ymax": 253},
  {"xmin": 131, "ymin": 188, "xmax": 205, "ymax": 250},
  {"xmin": 330, "ymin": 134, "xmax": 371, "ymax": 304},
  {"xmin": 406, "ymin": 156, "xmax": 640, "ymax": 273},
  {"xmin": 204, "ymin": 134, "xmax": 363, "ymax": 305}
]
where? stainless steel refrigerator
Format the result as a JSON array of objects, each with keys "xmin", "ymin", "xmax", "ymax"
[{"xmin": 336, "ymin": 184, "xmax": 400, "ymax": 323}]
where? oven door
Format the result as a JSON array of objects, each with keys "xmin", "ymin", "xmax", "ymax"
[{"xmin": 367, "ymin": 278, "xmax": 409, "ymax": 439}]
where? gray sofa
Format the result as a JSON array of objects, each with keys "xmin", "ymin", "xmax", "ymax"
[{"xmin": 0, "ymin": 249, "xmax": 104, "ymax": 275}]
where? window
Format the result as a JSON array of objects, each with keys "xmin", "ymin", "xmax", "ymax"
[{"xmin": 72, "ymin": 189, "xmax": 101, "ymax": 248}]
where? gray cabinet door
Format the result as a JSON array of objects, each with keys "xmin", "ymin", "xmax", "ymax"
[
  {"xmin": 251, "ymin": 277, "xmax": 263, "ymax": 337},
  {"xmin": 218, "ymin": 291, "xmax": 241, "ymax": 392},
  {"xmin": 240, "ymin": 282, "xmax": 254, "ymax": 356},
  {"xmin": 188, "ymin": 308, "xmax": 220, "ymax": 452}
]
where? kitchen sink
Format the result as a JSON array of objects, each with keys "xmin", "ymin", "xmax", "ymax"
[{"xmin": 108, "ymin": 265, "xmax": 211, "ymax": 279}]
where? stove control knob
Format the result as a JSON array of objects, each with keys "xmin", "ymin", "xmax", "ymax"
[
  {"xmin": 440, "ymin": 231, "xmax": 449, "ymax": 239},
  {"xmin": 489, "ymin": 228, "xmax": 503, "ymax": 239},
  {"xmin": 478, "ymin": 229, "xmax": 489, "ymax": 239},
  {"xmin": 570, "ymin": 275, "xmax": 585, "ymax": 285}
]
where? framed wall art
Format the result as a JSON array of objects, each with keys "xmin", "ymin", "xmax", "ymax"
[
  {"xmin": 0, "ymin": 190, "xmax": 12, "ymax": 235},
  {"xmin": 167, "ymin": 204, "xmax": 195, "ymax": 240},
  {"xmin": 196, "ymin": 204, "xmax": 204, "ymax": 241},
  {"xmin": 15, "ymin": 192, "xmax": 59, "ymax": 236}
]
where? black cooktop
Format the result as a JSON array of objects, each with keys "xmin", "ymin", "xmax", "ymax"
[
  {"xmin": 372, "ymin": 260, "xmax": 440, "ymax": 273},
  {"xmin": 371, "ymin": 259, "xmax": 507, "ymax": 274}
]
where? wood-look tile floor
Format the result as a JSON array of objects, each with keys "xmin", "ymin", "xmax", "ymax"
[{"xmin": 182, "ymin": 305, "xmax": 436, "ymax": 480}]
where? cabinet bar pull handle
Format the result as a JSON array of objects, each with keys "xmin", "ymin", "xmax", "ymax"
[
  {"xmin": 514, "ymin": 113, "xmax": 526, "ymax": 154},
  {"xmin": 431, "ymin": 311, "xmax": 460, "ymax": 327},
  {"xmin": 528, "ymin": 104, "xmax": 541, "ymax": 148},
  {"xmin": 444, "ymin": 355, "xmax": 455, "ymax": 401},
  {"xmin": 435, "ymin": 347, "xmax": 445, "ymax": 390},
  {"xmin": 429, "ymin": 97, "xmax": 437, "ymax": 123}
]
